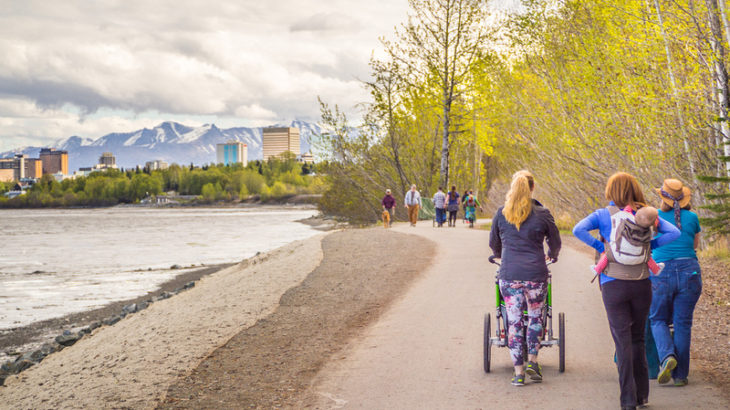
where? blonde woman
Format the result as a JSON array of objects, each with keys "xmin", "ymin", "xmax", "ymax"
[{"xmin": 489, "ymin": 170, "xmax": 561, "ymax": 386}]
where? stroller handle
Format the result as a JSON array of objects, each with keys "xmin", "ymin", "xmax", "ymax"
[
  {"xmin": 489, "ymin": 255, "xmax": 557, "ymax": 266},
  {"xmin": 488, "ymin": 255, "xmax": 500, "ymax": 266}
]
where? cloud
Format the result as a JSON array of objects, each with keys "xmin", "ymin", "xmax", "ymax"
[
  {"xmin": 290, "ymin": 12, "xmax": 362, "ymax": 32},
  {"xmin": 0, "ymin": 0, "xmax": 414, "ymax": 151}
]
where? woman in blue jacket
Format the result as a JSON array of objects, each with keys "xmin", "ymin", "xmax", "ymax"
[
  {"xmin": 650, "ymin": 179, "xmax": 702, "ymax": 386},
  {"xmin": 489, "ymin": 170, "xmax": 561, "ymax": 386},
  {"xmin": 573, "ymin": 172, "xmax": 680, "ymax": 410}
]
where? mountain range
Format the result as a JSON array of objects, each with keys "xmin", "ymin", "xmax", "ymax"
[{"xmin": 1, "ymin": 121, "xmax": 320, "ymax": 171}]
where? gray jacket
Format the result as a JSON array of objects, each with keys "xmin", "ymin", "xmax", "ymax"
[{"xmin": 489, "ymin": 200, "xmax": 561, "ymax": 282}]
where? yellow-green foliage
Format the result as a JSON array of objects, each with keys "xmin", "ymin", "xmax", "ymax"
[{"xmin": 316, "ymin": 0, "xmax": 730, "ymax": 226}]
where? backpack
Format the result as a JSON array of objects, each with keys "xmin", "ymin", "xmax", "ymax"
[
  {"xmin": 466, "ymin": 195, "xmax": 475, "ymax": 207},
  {"xmin": 606, "ymin": 206, "xmax": 652, "ymax": 266}
]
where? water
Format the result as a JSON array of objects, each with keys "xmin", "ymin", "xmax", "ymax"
[{"xmin": 0, "ymin": 207, "xmax": 319, "ymax": 330}]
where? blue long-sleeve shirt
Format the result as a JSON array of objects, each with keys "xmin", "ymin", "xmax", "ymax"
[{"xmin": 572, "ymin": 202, "xmax": 681, "ymax": 284}]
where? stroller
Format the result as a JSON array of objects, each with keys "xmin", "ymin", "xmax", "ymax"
[{"xmin": 484, "ymin": 255, "xmax": 566, "ymax": 373}]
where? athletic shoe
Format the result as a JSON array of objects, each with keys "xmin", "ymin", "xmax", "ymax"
[
  {"xmin": 525, "ymin": 361, "xmax": 543, "ymax": 382},
  {"xmin": 511, "ymin": 373, "xmax": 525, "ymax": 386},
  {"xmin": 638, "ymin": 397, "xmax": 649, "ymax": 408},
  {"xmin": 658, "ymin": 356, "xmax": 677, "ymax": 384},
  {"xmin": 674, "ymin": 378, "xmax": 688, "ymax": 386}
]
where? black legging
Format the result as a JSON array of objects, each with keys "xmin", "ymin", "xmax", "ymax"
[{"xmin": 448, "ymin": 210, "xmax": 457, "ymax": 225}]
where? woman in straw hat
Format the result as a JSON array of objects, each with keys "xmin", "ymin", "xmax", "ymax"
[
  {"xmin": 649, "ymin": 179, "xmax": 702, "ymax": 387},
  {"xmin": 573, "ymin": 172, "xmax": 680, "ymax": 410}
]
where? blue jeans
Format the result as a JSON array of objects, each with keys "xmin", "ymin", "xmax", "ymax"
[
  {"xmin": 435, "ymin": 208, "xmax": 446, "ymax": 225},
  {"xmin": 649, "ymin": 258, "xmax": 702, "ymax": 380}
]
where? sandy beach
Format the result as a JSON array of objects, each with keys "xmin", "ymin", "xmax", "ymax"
[{"xmin": 1, "ymin": 233, "xmax": 329, "ymax": 408}]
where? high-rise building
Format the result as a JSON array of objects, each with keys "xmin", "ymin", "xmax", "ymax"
[
  {"xmin": 99, "ymin": 152, "xmax": 116, "ymax": 168},
  {"xmin": 0, "ymin": 155, "xmax": 43, "ymax": 181},
  {"xmin": 40, "ymin": 148, "xmax": 69, "ymax": 175},
  {"xmin": 24, "ymin": 157, "xmax": 42, "ymax": 178},
  {"xmin": 0, "ymin": 158, "xmax": 15, "ymax": 182},
  {"xmin": 262, "ymin": 127, "xmax": 300, "ymax": 160},
  {"xmin": 216, "ymin": 141, "xmax": 248, "ymax": 166},
  {"xmin": 145, "ymin": 160, "xmax": 169, "ymax": 171}
]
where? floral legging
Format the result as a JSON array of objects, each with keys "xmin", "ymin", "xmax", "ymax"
[{"xmin": 498, "ymin": 279, "xmax": 548, "ymax": 366}]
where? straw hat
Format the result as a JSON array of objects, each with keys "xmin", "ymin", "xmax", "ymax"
[{"xmin": 655, "ymin": 178, "xmax": 691, "ymax": 208}]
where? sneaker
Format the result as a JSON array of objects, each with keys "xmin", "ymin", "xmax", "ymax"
[
  {"xmin": 638, "ymin": 398, "xmax": 649, "ymax": 408},
  {"xmin": 674, "ymin": 378, "xmax": 688, "ymax": 386},
  {"xmin": 658, "ymin": 356, "xmax": 677, "ymax": 384},
  {"xmin": 511, "ymin": 373, "xmax": 525, "ymax": 386},
  {"xmin": 525, "ymin": 361, "xmax": 543, "ymax": 382}
]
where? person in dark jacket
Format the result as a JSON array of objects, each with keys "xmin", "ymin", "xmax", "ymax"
[
  {"xmin": 489, "ymin": 170, "xmax": 561, "ymax": 386},
  {"xmin": 381, "ymin": 189, "xmax": 396, "ymax": 227}
]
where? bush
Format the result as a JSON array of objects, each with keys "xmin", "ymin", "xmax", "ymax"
[{"xmin": 238, "ymin": 184, "xmax": 250, "ymax": 200}]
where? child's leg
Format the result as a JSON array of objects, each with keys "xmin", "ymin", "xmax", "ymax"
[{"xmin": 592, "ymin": 253, "xmax": 608, "ymax": 275}]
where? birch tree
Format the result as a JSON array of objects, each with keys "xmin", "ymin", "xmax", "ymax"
[
  {"xmin": 383, "ymin": 0, "xmax": 491, "ymax": 187},
  {"xmin": 706, "ymin": 0, "xmax": 730, "ymax": 177}
]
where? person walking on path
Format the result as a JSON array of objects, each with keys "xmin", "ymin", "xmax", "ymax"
[
  {"xmin": 446, "ymin": 186, "xmax": 460, "ymax": 227},
  {"xmin": 464, "ymin": 190, "xmax": 482, "ymax": 228},
  {"xmin": 650, "ymin": 179, "xmax": 702, "ymax": 387},
  {"xmin": 573, "ymin": 172, "xmax": 681, "ymax": 410},
  {"xmin": 381, "ymin": 189, "xmax": 396, "ymax": 227},
  {"xmin": 461, "ymin": 189, "xmax": 470, "ymax": 223},
  {"xmin": 404, "ymin": 184, "xmax": 422, "ymax": 227},
  {"xmin": 489, "ymin": 170, "xmax": 561, "ymax": 386},
  {"xmin": 432, "ymin": 187, "xmax": 447, "ymax": 227}
]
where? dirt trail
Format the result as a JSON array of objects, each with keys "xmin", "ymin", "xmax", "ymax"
[{"xmin": 302, "ymin": 223, "xmax": 728, "ymax": 409}]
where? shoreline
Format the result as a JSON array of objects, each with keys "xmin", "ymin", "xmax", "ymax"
[
  {"xmin": 0, "ymin": 263, "xmax": 233, "ymax": 364},
  {"xmin": 0, "ymin": 195, "xmax": 322, "ymax": 210},
  {"xmin": 1, "ymin": 234, "xmax": 330, "ymax": 407},
  {"xmin": 0, "ymin": 209, "xmax": 337, "ymax": 364}
]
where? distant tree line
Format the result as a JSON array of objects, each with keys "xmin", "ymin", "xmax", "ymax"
[{"xmin": 0, "ymin": 156, "xmax": 324, "ymax": 208}]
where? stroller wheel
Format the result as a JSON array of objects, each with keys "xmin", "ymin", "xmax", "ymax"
[{"xmin": 484, "ymin": 313, "xmax": 491, "ymax": 373}]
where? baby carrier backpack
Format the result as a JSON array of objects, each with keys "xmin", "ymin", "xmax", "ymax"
[{"xmin": 606, "ymin": 205, "xmax": 652, "ymax": 269}]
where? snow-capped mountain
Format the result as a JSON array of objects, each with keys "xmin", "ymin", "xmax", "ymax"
[{"xmin": 1, "ymin": 121, "xmax": 319, "ymax": 171}]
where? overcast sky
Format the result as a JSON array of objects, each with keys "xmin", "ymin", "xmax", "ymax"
[{"xmin": 0, "ymin": 0, "xmax": 518, "ymax": 151}]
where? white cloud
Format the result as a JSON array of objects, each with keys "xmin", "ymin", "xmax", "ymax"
[
  {"xmin": 0, "ymin": 0, "xmax": 517, "ymax": 151},
  {"xmin": 0, "ymin": 0, "xmax": 412, "ymax": 150}
]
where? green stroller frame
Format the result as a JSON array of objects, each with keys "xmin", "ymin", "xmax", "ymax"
[{"xmin": 484, "ymin": 256, "xmax": 566, "ymax": 373}]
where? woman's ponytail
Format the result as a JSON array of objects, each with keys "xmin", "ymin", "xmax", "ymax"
[{"xmin": 503, "ymin": 170, "xmax": 535, "ymax": 230}]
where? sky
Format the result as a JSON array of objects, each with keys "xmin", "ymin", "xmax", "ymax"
[{"xmin": 0, "ymin": 0, "xmax": 519, "ymax": 151}]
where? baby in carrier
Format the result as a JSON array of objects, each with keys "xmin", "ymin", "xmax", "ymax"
[{"xmin": 591, "ymin": 205, "xmax": 664, "ymax": 279}]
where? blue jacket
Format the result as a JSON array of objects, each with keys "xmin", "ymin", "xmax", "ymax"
[
  {"xmin": 572, "ymin": 203, "xmax": 681, "ymax": 284},
  {"xmin": 489, "ymin": 199, "xmax": 561, "ymax": 282}
]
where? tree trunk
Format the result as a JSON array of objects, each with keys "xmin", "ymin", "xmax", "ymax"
[
  {"xmin": 706, "ymin": 0, "xmax": 730, "ymax": 177},
  {"xmin": 652, "ymin": 0, "xmax": 698, "ymax": 181},
  {"xmin": 441, "ymin": 99, "xmax": 450, "ymax": 187},
  {"xmin": 440, "ymin": 3, "xmax": 452, "ymax": 188}
]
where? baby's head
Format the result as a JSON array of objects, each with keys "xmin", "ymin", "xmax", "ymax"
[{"xmin": 635, "ymin": 206, "xmax": 658, "ymax": 228}]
